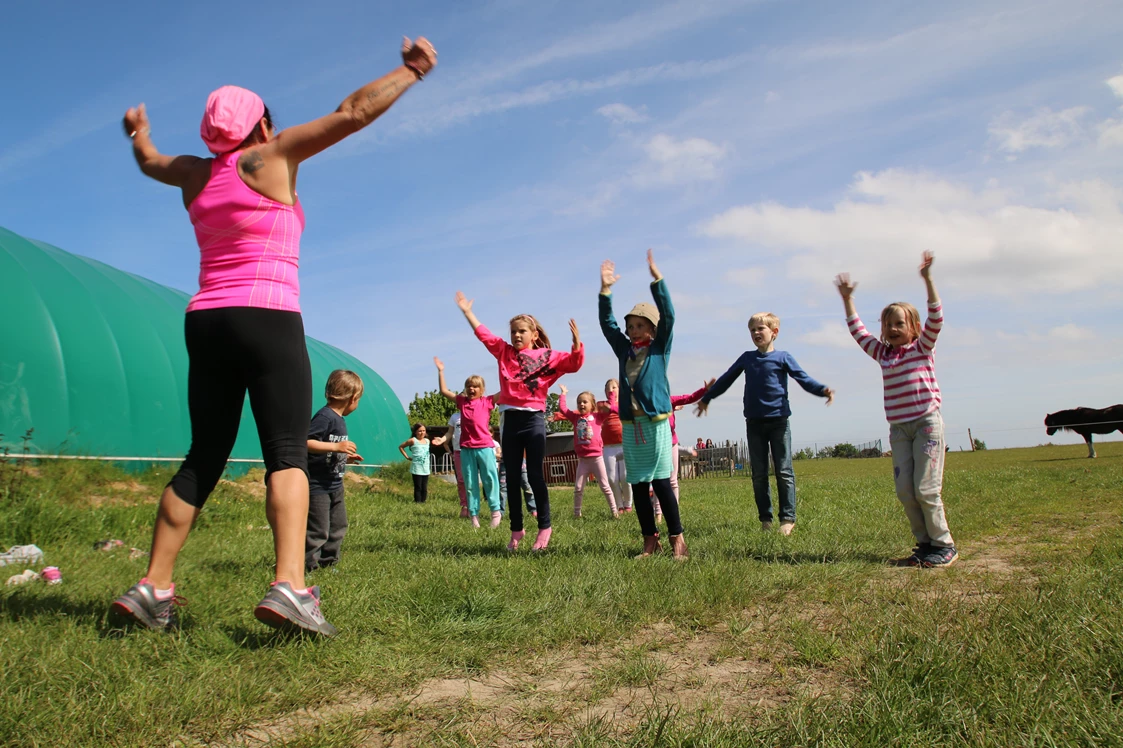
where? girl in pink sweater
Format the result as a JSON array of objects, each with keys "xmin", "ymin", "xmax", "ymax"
[
  {"xmin": 455, "ymin": 291, "xmax": 584, "ymax": 551},
  {"xmin": 557, "ymin": 385, "xmax": 619, "ymax": 518}
]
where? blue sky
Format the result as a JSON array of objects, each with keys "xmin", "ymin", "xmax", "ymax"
[{"xmin": 3, "ymin": 0, "xmax": 1122, "ymax": 451}]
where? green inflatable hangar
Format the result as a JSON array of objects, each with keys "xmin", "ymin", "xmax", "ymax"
[{"xmin": 0, "ymin": 226, "xmax": 407, "ymax": 469}]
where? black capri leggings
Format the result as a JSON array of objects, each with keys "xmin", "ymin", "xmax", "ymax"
[
  {"xmin": 412, "ymin": 474, "xmax": 429, "ymax": 503},
  {"xmin": 169, "ymin": 308, "xmax": 312, "ymax": 508},
  {"xmin": 502, "ymin": 409, "xmax": 550, "ymax": 532}
]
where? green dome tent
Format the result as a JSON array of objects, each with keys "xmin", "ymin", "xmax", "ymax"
[{"xmin": 0, "ymin": 226, "xmax": 407, "ymax": 469}]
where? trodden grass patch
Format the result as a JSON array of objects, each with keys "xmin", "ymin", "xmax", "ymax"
[{"xmin": 1, "ymin": 443, "xmax": 1121, "ymax": 746}]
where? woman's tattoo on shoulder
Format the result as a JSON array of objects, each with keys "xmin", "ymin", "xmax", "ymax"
[{"xmin": 239, "ymin": 151, "xmax": 265, "ymax": 174}]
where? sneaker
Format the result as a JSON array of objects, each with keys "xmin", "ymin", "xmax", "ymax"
[
  {"xmin": 459, "ymin": 507, "xmax": 470, "ymax": 518},
  {"xmin": 507, "ymin": 529, "xmax": 526, "ymax": 551},
  {"xmin": 619, "ymin": 506, "xmax": 633, "ymax": 514},
  {"xmin": 531, "ymin": 527, "xmax": 553, "ymax": 552},
  {"xmin": 574, "ymin": 509, "xmax": 583, "ymax": 519},
  {"xmin": 254, "ymin": 582, "xmax": 337, "ymax": 637},
  {"xmin": 778, "ymin": 521, "xmax": 795, "ymax": 536},
  {"xmin": 890, "ymin": 543, "xmax": 932, "ymax": 567},
  {"xmin": 761, "ymin": 521, "xmax": 773, "ymax": 532},
  {"xmin": 110, "ymin": 579, "xmax": 183, "ymax": 630},
  {"xmin": 922, "ymin": 545, "xmax": 959, "ymax": 568},
  {"xmin": 471, "ymin": 516, "xmax": 481, "ymax": 529},
  {"xmin": 489, "ymin": 511, "xmax": 503, "ymax": 529}
]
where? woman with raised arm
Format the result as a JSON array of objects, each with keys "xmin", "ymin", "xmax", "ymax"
[{"xmin": 109, "ymin": 37, "xmax": 437, "ymax": 638}]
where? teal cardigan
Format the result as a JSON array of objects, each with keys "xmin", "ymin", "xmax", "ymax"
[{"xmin": 599, "ymin": 278, "xmax": 674, "ymax": 421}]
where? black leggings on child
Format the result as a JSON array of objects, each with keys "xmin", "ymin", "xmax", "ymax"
[
  {"xmin": 632, "ymin": 478, "xmax": 682, "ymax": 537},
  {"xmin": 501, "ymin": 410, "xmax": 550, "ymax": 532},
  {"xmin": 412, "ymin": 474, "xmax": 429, "ymax": 503}
]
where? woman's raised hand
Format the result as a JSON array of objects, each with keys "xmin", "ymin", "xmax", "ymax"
[
  {"xmin": 122, "ymin": 103, "xmax": 150, "ymax": 138},
  {"xmin": 401, "ymin": 36, "xmax": 438, "ymax": 78},
  {"xmin": 569, "ymin": 319, "xmax": 581, "ymax": 350}
]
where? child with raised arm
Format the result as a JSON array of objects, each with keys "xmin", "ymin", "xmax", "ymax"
[
  {"xmin": 446, "ymin": 411, "xmax": 470, "ymax": 518},
  {"xmin": 399, "ymin": 425, "xmax": 447, "ymax": 504},
  {"xmin": 599, "ymin": 250, "xmax": 687, "ymax": 560},
  {"xmin": 557, "ymin": 385, "xmax": 619, "ymax": 518},
  {"xmin": 598, "ymin": 380, "xmax": 632, "ymax": 513},
  {"xmin": 435, "ymin": 358, "xmax": 503, "ymax": 528},
  {"xmin": 305, "ymin": 370, "xmax": 364, "ymax": 572},
  {"xmin": 455, "ymin": 292, "xmax": 584, "ymax": 551},
  {"xmin": 696, "ymin": 313, "xmax": 834, "ymax": 535},
  {"xmin": 669, "ymin": 380, "xmax": 715, "ymax": 500},
  {"xmin": 835, "ymin": 251, "xmax": 957, "ymax": 567}
]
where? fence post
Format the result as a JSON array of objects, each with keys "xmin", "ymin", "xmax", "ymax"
[{"xmin": 968, "ymin": 428, "xmax": 975, "ymax": 451}]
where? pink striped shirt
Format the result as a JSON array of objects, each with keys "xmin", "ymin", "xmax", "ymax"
[{"xmin": 848, "ymin": 302, "xmax": 943, "ymax": 424}]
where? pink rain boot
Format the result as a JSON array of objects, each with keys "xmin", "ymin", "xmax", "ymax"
[
  {"xmin": 531, "ymin": 527, "xmax": 553, "ymax": 552},
  {"xmin": 507, "ymin": 529, "xmax": 525, "ymax": 551}
]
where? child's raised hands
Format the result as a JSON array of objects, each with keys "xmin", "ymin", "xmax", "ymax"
[
  {"xmin": 559, "ymin": 384, "xmax": 568, "ymax": 395},
  {"xmin": 569, "ymin": 318, "xmax": 581, "ymax": 351},
  {"xmin": 434, "ymin": 356, "xmax": 444, "ymax": 371},
  {"xmin": 919, "ymin": 250, "xmax": 934, "ymax": 280},
  {"xmin": 647, "ymin": 249, "xmax": 663, "ymax": 281},
  {"xmin": 600, "ymin": 260, "xmax": 619, "ymax": 293},
  {"xmin": 455, "ymin": 291, "xmax": 473, "ymax": 313},
  {"xmin": 834, "ymin": 273, "xmax": 857, "ymax": 299}
]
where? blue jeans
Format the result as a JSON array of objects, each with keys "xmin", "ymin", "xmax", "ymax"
[{"xmin": 746, "ymin": 418, "xmax": 795, "ymax": 523}]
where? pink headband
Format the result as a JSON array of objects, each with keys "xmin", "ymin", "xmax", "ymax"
[{"xmin": 200, "ymin": 85, "xmax": 265, "ymax": 154}]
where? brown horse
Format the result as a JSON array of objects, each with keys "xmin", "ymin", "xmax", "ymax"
[{"xmin": 1045, "ymin": 405, "xmax": 1123, "ymax": 458}]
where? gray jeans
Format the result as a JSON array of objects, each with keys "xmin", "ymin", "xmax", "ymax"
[
  {"xmin": 306, "ymin": 486, "xmax": 348, "ymax": 571},
  {"xmin": 889, "ymin": 410, "xmax": 954, "ymax": 548}
]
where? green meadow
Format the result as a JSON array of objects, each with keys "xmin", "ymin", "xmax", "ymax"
[{"xmin": 1, "ymin": 443, "xmax": 1121, "ymax": 747}]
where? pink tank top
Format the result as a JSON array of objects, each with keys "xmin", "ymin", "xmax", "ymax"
[{"xmin": 186, "ymin": 152, "xmax": 305, "ymax": 312}]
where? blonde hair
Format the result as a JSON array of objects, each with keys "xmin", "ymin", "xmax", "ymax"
[
  {"xmin": 880, "ymin": 302, "xmax": 921, "ymax": 345},
  {"xmin": 605, "ymin": 378, "xmax": 619, "ymax": 389},
  {"xmin": 464, "ymin": 374, "xmax": 486, "ymax": 393},
  {"xmin": 509, "ymin": 314, "xmax": 551, "ymax": 349},
  {"xmin": 325, "ymin": 369, "xmax": 364, "ymax": 402},
  {"xmin": 577, "ymin": 391, "xmax": 597, "ymax": 409},
  {"xmin": 748, "ymin": 312, "xmax": 780, "ymax": 332}
]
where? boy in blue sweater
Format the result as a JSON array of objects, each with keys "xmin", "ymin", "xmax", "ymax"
[{"xmin": 696, "ymin": 313, "xmax": 833, "ymax": 535}]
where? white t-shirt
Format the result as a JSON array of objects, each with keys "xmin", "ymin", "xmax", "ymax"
[{"xmin": 447, "ymin": 412, "xmax": 462, "ymax": 451}]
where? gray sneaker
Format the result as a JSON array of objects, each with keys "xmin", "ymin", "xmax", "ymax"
[
  {"xmin": 253, "ymin": 582, "xmax": 337, "ymax": 637},
  {"xmin": 110, "ymin": 579, "xmax": 182, "ymax": 630},
  {"xmin": 922, "ymin": 545, "xmax": 959, "ymax": 568}
]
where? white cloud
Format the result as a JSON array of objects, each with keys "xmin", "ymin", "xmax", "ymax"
[
  {"xmin": 634, "ymin": 134, "xmax": 726, "ymax": 187},
  {"xmin": 597, "ymin": 103, "xmax": 650, "ymax": 124},
  {"xmin": 700, "ymin": 169, "xmax": 1123, "ymax": 295},
  {"xmin": 797, "ymin": 320, "xmax": 854, "ymax": 349},
  {"xmin": 988, "ymin": 106, "xmax": 1090, "ymax": 154},
  {"xmin": 1097, "ymin": 72, "xmax": 1123, "ymax": 147},
  {"xmin": 724, "ymin": 267, "xmax": 766, "ymax": 287}
]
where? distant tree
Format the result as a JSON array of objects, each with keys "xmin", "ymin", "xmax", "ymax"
[
  {"xmin": 547, "ymin": 392, "xmax": 572, "ymax": 433},
  {"xmin": 830, "ymin": 442, "xmax": 860, "ymax": 459},
  {"xmin": 407, "ymin": 389, "xmax": 457, "ymax": 427},
  {"xmin": 793, "ymin": 446, "xmax": 815, "ymax": 461},
  {"xmin": 973, "ymin": 438, "xmax": 987, "ymax": 451}
]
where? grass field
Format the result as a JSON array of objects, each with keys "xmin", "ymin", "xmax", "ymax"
[{"xmin": 1, "ymin": 443, "xmax": 1121, "ymax": 747}]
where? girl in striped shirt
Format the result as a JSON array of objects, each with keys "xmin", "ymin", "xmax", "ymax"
[{"xmin": 835, "ymin": 251, "xmax": 957, "ymax": 568}]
